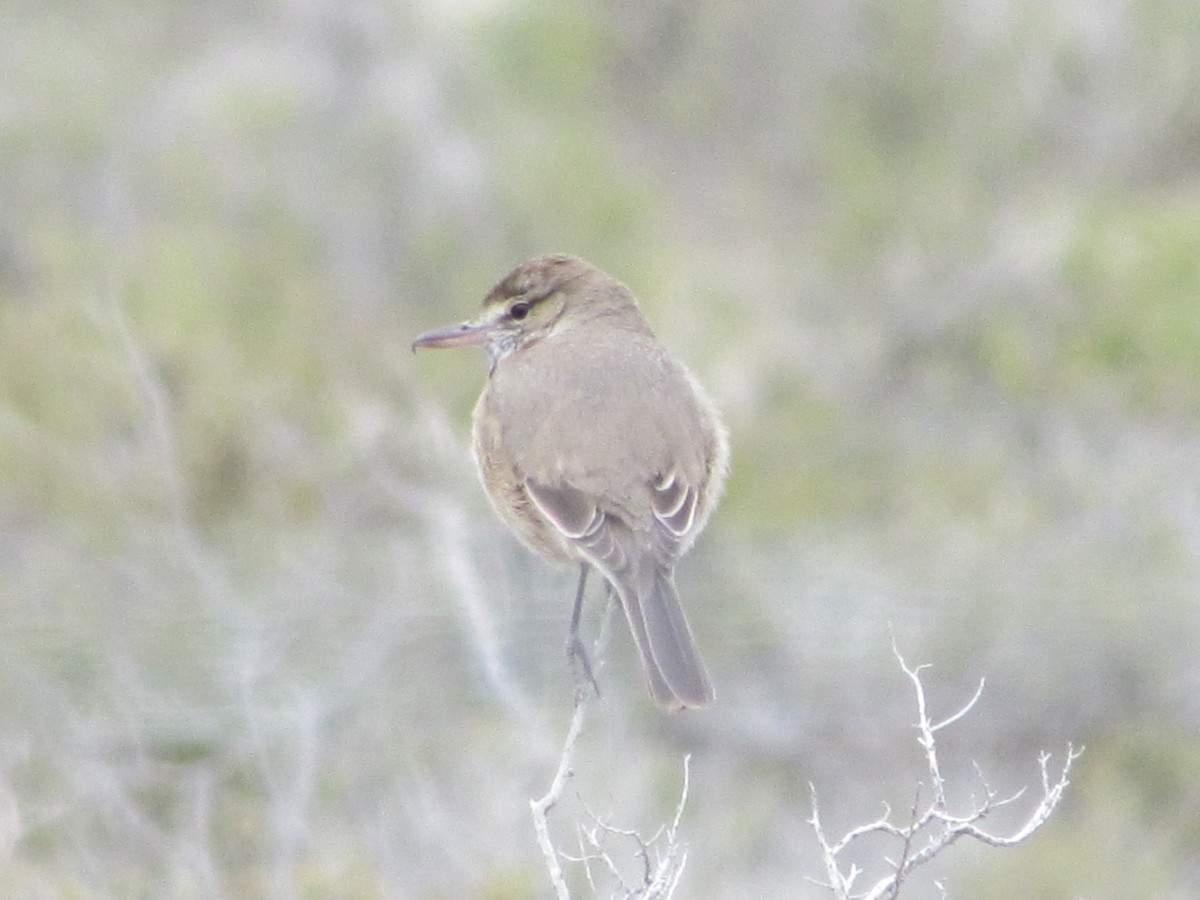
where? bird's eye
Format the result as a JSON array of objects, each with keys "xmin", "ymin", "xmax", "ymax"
[{"xmin": 509, "ymin": 301, "xmax": 532, "ymax": 321}]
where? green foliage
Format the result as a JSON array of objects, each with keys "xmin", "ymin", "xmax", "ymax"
[
  {"xmin": 1063, "ymin": 199, "xmax": 1200, "ymax": 411},
  {"xmin": 461, "ymin": 0, "xmax": 663, "ymax": 272}
]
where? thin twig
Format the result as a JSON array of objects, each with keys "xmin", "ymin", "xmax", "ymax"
[
  {"xmin": 530, "ymin": 595, "xmax": 616, "ymax": 899},
  {"xmin": 530, "ymin": 691, "xmax": 594, "ymax": 900},
  {"xmin": 568, "ymin": 756, "xmax": 692, "ymax": 898}
]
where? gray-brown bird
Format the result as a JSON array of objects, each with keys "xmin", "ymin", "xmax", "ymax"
[{"xmin": 413, "ymin": 255, "xmax": 728, "ymax": 710}]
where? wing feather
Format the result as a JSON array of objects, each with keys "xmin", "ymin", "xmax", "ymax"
[{"xmin": 651, "ymin": 470, "xmax": 698, "ymax": 539}]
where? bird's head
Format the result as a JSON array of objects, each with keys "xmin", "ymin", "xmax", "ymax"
[{"xmin": 412, "ymin": 255, "xmax": 634, "ymax": 365}]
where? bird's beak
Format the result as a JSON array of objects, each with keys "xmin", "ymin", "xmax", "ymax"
[{"xmin": 411, "ymin": 318, "xmax": 493, "ymax": 352}]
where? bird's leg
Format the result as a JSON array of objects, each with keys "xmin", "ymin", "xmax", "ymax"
[
  {"xmin": 566, "ymin": 563, "xmax": 600, "ymax": 699},
  {"xmin": 569, "ymin": 562, "xmax": 588, "ymax": 636}
]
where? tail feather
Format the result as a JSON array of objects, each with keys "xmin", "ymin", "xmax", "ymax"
[
  {"xmin": 617, "ymin": 585, "xmax": 685, "ymax": 710},
  {"xmin": 613, "ymin": 566, "xmax": 713, "ymax": 710},
  {"xmin": 642, "ymin": 569, "xmax": 714, "ymax": 707}
]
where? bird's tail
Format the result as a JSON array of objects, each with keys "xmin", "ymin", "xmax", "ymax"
[{"xmin": 614, "ymin": 565, "xmax": 714, "ymax": 710}]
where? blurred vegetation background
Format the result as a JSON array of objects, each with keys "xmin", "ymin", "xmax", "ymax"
[{"xmin": 2, "ymin": 0, "xmax": 1199, "ymax": 896}]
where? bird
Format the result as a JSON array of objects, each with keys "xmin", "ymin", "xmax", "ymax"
[{"xmin": 412, "ymin": 254, "xmax": 728, "ymax": 710}]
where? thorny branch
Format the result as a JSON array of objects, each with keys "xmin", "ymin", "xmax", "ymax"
[{"xmin": 807, "ymin": 641, "xmax": 1082, "ymax": 900}]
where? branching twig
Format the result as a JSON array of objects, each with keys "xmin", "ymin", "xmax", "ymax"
[
  {"xmin": 531, "ymin": 690, "xmax": 596, "ymax": 900},
  {"xmin": 529, "ymin": 596, "xmax": 616, "ymax": 900},
  {"xmin": 530, "ymin": 596, "xmax": 693, "ymax": 898},
  {"xmin": 808, "ymin": 640, "xmax": 1083, "ymax": 899},
  {"xmin": 568, "ymin": 755, "xmax": 692, "ymax": 898}
]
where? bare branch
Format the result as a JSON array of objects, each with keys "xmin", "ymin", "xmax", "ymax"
[
  {"xmin": 529, "ymin": 599, "xmax": 615, "ymax": 900},
  {"xmin": 809, "ymin": 644, "xmax": 1082, "ymax": 899},
  {"xmin": 930, "ymin": 677, "xmax": 986, "ymax": 733},
  {"xmin": 530, "ymin": 689, "xmax": 594, "ymax": 900},
  {"xmin": 560, "ymin": 754, "xmax": 692, "ymax": 899},
  {"xmin": 807, "ymin": 785, "xmax": 854, "ymax": 899},
  {"xmin": 531, "ymin": 592, "xmax": 692, "ymax": 900}
]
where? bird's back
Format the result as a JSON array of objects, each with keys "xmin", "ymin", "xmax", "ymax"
[{"xmin": 477, "ymin": 318, "xmax": 717, "ymax": 519}]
